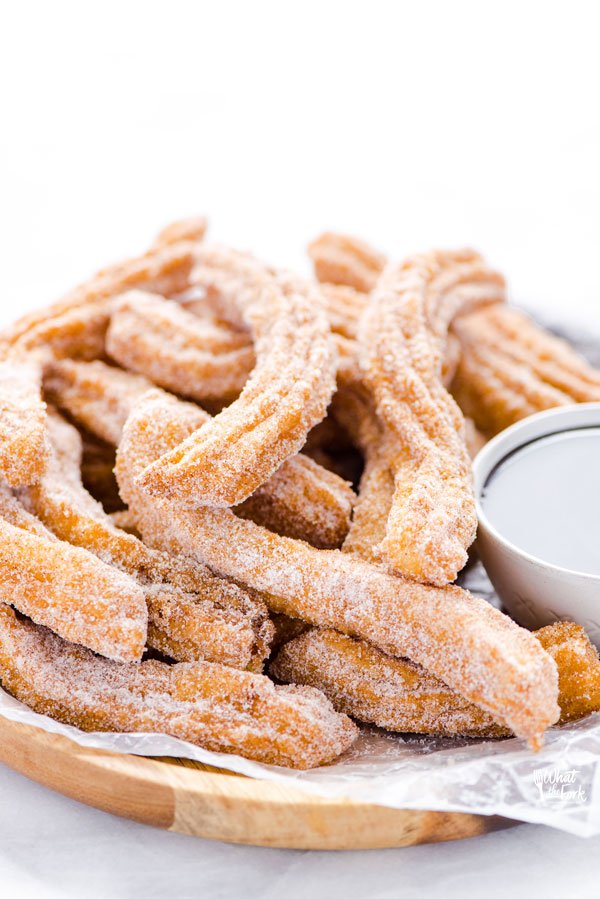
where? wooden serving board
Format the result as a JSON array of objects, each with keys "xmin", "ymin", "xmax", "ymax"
[{"xmin": 0, "ymin": 715, "xmax": 514, "ymax": 849}]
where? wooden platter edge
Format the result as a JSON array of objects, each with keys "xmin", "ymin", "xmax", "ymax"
[{"xmin": 0, "ymin": 715, "xmax": 515, "ymax": 850}]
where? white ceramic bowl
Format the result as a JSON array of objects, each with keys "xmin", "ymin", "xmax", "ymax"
[{"xmin": 472, "ymin": 403, "xmax": 600, "ymax": 648}]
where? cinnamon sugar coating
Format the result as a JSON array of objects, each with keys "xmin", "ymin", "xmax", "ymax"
[
  {"xmin": 107, "ymin": 290, "xmax": 255, "ymax": 403},
  {"xmin": 359, "ymin": 250, "xmax": 505, "ymax": 584},
  {"xmin": 0, "ymin": 603, "xmax": 357, "ymax": 769},
  {"xmin": 117, "ymin": 389, "xmax": 560, "ymax": 747},
  {"xmin": 22, "ymin": 411, "xmax": 272, "ymax": 670},
  {"xmin": 0, "ymin": 359, "xmax": 49, "ymax": 487},
  {"xmin": 452, "ymin": 305, "xmax": 600, "ymax": 436},
  {"xmin": 137, "ymin": 246, "xmax": 337, "ymax": 507},
  {"xmin": 272, "ymin": 622, "xmax": 600, "ymax": 737},
  {"xmin": 45, "ymin": 359, "xmax": 354, "ymax": 548}
]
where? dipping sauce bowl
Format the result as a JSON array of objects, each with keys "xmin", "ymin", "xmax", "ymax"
[{"xmin": 473, "ymin": 403, "xmax": 600, "ymax": 648}]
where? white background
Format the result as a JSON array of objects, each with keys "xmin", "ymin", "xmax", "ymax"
[{"xmin": 1, "ymin": 1, "xmax": 600, "ymax": 896}]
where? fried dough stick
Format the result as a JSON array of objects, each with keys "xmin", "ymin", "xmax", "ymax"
[
  {"xmin": 452, "ymin": 305, "xmax": 600, "ymax": 436},
  {"xmin": 0, "ymin": 359, "xmax": 49, "ymax": 486},
  {"xmin": 22, "ymin": 411, "xmax": 272, "ymax": 670},
  {"xmin": 359, "ymin": 249, "xmax": 504, "ymax": 584},
  {"xmin": 271, "ymin": 622, "xmax": 600, "ymax": 736},
  {"xmin": 308, "ymin": 238, "xmax": 495, "ymax": 570},
  {"xmin": 137, "ymin": 246, "xmax": 337, "ymax": 507},
  {"xmin": 0, "ymin": 603, "xmax": 357, "ymax": 769},
  {"xmin": 44, "ymin": 359, "xmax": 354, "ymax": 549},
  {"xmin": 0, "ymin": 498, "xmax": 147, "ymax": 662},
  {"xmin": 0, "ymin": 229, "xmax": 207, "ymax": 360},
  {"xmin": 331, "ymin": 382, "xmax": 394, "ymax": 563},
  {"xmin": 116, "ymin": 389, "xmax": 560, "ymax": 748},
  {"xmin": 307, "ymin": 232, "xmax": 386, "ymax": 293},
  {"xmin": 107, "ymin": 290, "xmax": 255, "ymax": 403}
]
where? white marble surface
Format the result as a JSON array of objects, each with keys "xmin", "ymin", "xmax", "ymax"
[{"xmin": 1, "ymin": 2, "xmax": 600, "ymax": 895}]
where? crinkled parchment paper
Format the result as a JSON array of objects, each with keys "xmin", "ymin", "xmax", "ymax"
[{"xmin": 2, "ymin": 323, "xmax": 599, "ymax": 837}]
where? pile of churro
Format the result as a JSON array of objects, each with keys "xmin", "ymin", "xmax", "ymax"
[{"xmin": 1, "ymin": 218, "xmax": 600, "ymax": 769}]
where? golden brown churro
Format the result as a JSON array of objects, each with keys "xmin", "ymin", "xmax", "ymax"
[
  {"xmin": 151, "ymin": 216, "xmax": 208, "ymax": 249},
  {"xmin": 137, "ymin": 246, "xmax": 337, "ymax": 507},
  {"xmin": 1, "ymin": 238, "xmax": 204, "ymax": 362},
  {"xmin": 117, "ymin": 389, "xmax": 559, "ymax": 747},
  {"xmin": 0, "ymin": 359, "xmax": 49, "ymax": 487},
  {"xmin": 452, "ymin": 305, "xmax": 600, "ymax": 435},
  {"xmin": 359, "ymin": 250, "xmax": 505, "ymax": 584},
  {"xmin": 271, "ymin": 628, "xmax": 506, "ymax": 737},
  {"xmin": 536, "ymin": 622, "xmax": 600, "ymax": 724},
  {"xmin": 45, "ymin": 359, "xmax": 354, "ymax": 548},
  {"xmin": 271, "ymin": 622, "xmax": 600, "ymax": 737},
  {"xmin": 107, "ymin": 290, "xmax": 255, "ymax": 403},
  {"xmin": 331, "ymin": 382, "xmax": 394, "ymax": 563},
  {"xmin": 236, "ymin": 453, "xmax": 354, "ymax": 550},
  {"xmin": 318, "ymin": 283, "xmax": 368, "ymax": 339},
  {"xmin": 308, "ymin": 232, "xmax": 386, "ymax": 292},
  {"xmin": 0, "ymin": 503, "xmax": 147, "ymax": 662},
  {"xmin": 0, "ymin": 603, "xmax": 357, "ymax": 769},
  {"xmin": 22, "ymin": 411, "xmax": 273, "ymax": 670},
  {"xmin": 44, "ymin": 359, "xmax": 153, "ymax": 445}
]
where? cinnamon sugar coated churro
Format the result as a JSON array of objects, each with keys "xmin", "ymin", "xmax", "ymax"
[
  {"xmin": 271, "ymin": 622, "xmax": 600, "ymax": 736},
  {"xmin": 0, "ymin": 603, "xmax": 357, "ymax": 768},
  {"xmin": 0, "ymin": 359, "xmax": 49, "ymax": 487},
  {"xmin": 45, "ymin": 358, "xmax": 354, "ymax": 548},
  {"xmin": 116, "ymin": 388, "xmax": 559, "ymax": 746},
  {"xmin": 308, "ymin": 232, "xmax": 386, "ymax": 292},
  {"xmin": 359, "ymin": 250, "xmax": 505, "ymax": 585},
  {"xmin": 1, "ymin": 216, "xmax": 599, "ymax": 770},
  {"xmin": 21, "ymin": 411, "xmax": 273, "ymax": 670},
  {"xmin": 107, "ymin": 290, "xmax": 255, "ymax": 403},
  {"xmin": 451, "ymin": 305, "xmax": 600, "ymax": 435},
  {"xmin": 137, "ymin": 247, "xmax": 338, "ymax": 507}
]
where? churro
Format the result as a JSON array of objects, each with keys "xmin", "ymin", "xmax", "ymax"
[
  {"xmin": 22, "ymin": 411, "xmax": 273, "ymax": 670},
  {"xmin": 318, "ymin": 283, "xmax": 368, "ymax": 339},
  {"xmin": 0, "ymin": 504, "xmax": 147, "ymax": 662},
  {"xmin": 45, "ymin": 359, "xmax": 354, "ymax": 548},
  {"xmin": 236, "ymin": 453, "xmax": 354, "ymax": 549},
  {"xmin": 0, "ymin": 603, "xmax": 357, "ymax": 769},
  {"xmin": 308, "ymin": 232, "xmax": 386, "ymax": 293},
  {"xmin": 536, "ymin": 621, "xmax": 600, "ymax": 724},
  {"xmin": 271, "ymin": 622, "xmax": 600, "ymax": 736},
  {"xmin": 107, "ymin": 290, "xmax": 255, "ymax": 403},
  {"xmin": 0, "ymin": 237, "xmax": 204, "ymax": 364},
  {"xmin": 117, "ymin": 388, "xmax": 560, "ymax": 746},
  {"xmin": 359, "ymin": 250, "xmax": 505, "ymax": 584},
  {"xmin": 271, "ymin": 628, "xmax": 506, "ymax": 737},
  {"xmin": 137, "ymin": 246, "xmax": 337, "ymax": 507},
  {"xmin": 331, "ymin": 382, "xmax": 394, "ymax": 563},
  {"xmin": 44, "ymin": 358, "xmax": 153, "ymax": 445},
  {"xmin": 151, "ymin": 216, "xmax": 208, "ymax": 249},
  {"xmin": 452, "ymin": 305, "xmax": 600, "ymax": 435},
  {"xmin": 0, "ymin": 359, "xmax": 49, "ymax": 487}
]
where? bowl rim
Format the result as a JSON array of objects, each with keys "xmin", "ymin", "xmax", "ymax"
[{"xmin": 472, "ymin": 402, "xmax": 600, "ymax": 583}]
